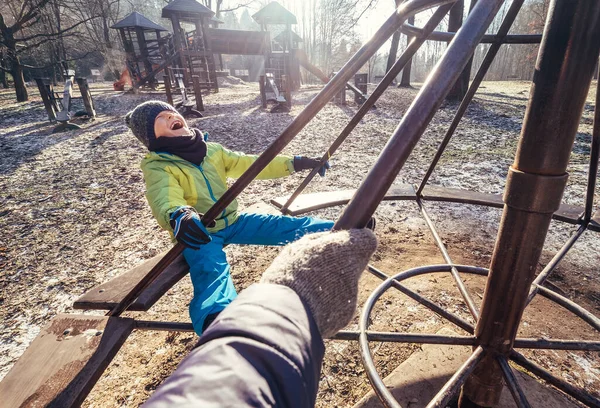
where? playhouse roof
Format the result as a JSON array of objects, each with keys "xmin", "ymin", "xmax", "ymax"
[
  {"xmin": 252, "ymin": 2, "xmax": 297, "ymax": 25},
  {"xmin": 210, "ymin": 16, "xmax": 224, "ymax": 24},
  {"xmin": 111, "ymin": 12, "xmax": 167, "ymax": 31},
  {"xmin": 274, "ymin": 29, "xmax": 302, "ymax": 44},
  {"xmin": 162, "ymin": 0, "xmax": 215, "ymax": 19}
]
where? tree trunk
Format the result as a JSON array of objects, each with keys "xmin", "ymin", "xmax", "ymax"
[
  {"xmin": 399, "ymin": 15, "xmax": 414, "ymax": 87},
  {"xmin": 386, "ymin": 0, "xmax": 402, "ymax": 76},
  {"xmin": 446, "ymin": 0, "xmax": 468, "ymax": 101},
  {"xmin": 11, "ymin": 60, "xmax": 28, "ymax": 102},
  {"xmin": 5, "ymin": 43, "xmax": 28, "ymax": 100}
]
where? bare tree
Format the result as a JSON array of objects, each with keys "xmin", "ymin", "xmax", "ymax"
[{"xmin": 0, "ymin": 0, "xmax": 96, "ymax": 101}]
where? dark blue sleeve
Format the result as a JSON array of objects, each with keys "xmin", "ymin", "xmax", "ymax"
[{"xmin": 143, "ymin": 284, "xmax": 325, "ymax": 408}]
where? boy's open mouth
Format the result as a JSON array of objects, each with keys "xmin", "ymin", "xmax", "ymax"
[{"xmin": 171, "ymin": 120, "xmax": 184, "ymax": 130}]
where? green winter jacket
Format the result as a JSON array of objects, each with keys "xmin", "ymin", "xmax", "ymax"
[{"xmin": 141, "ymin": 142, "xmax": 295, "ymax": 234}]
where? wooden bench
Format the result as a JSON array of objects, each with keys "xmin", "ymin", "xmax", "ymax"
[
  {"xmin": 0, "ymin": 315, "xmax": 133, "ymax": 407},
  {"xmin": 73, "ymin": 202, "xmax": 280, "ymax": 312},
  {"xmin": 270, "ymin": 185, "xmax": 586, "ymax": 226},
  {"xmin": 270, "ymin": 184, "xmax": 416, "ymax": 215}
]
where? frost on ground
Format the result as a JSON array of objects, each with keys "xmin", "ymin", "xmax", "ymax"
[{"xmin": 0, "ymin": 80, "xmax": 598, "ymax": 407}]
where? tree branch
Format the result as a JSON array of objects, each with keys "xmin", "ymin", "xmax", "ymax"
[
  {"xmin": 20, "ymin": 51, "xmax": 94, "ymax": 69},
  {"xmin": 16, "ymin": 15, "xmax": 97, "ymax": 42}
]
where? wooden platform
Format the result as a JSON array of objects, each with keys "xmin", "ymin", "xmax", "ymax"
[
  {"xmin": 74, "ymin": 202, "xmax": 280, "ymax": 312},
  {"xmin": 73, "ymin": 252, "xmax": 189, "ymax": 311},
  {"xmin": 0, "ymin": 315, "xmax": 133, "ymax": 407},
  {"xmin": 270, "ymin": 185, "xmax": 416, "ymax": 215},
  {"xmin": 270, "ymin": 185, "xmax": 586, "ymax": 226}
]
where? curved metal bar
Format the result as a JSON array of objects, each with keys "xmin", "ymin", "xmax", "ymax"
[
  {"xmin": 513, "ymin": 338, "xmax": 600, "ymax": 351},
  {"xmin": 417, "ymin": 0, "xmax": 528, "ymax": 195},
  {"xmin": 358, "ymin": 264, "xmax": 486, "ymax": 407},
  {"xmin": 427, "ymin": 346, "xmax": 485, "ymax": 408},
  {"xmin": 278, "ymin": 4, "xmax": 453, "ymax": 214},
  {"xmin": 416, "ymin": 197, "xmax": 480, "ymax": 320},
  {"xmin": 400, "ymin": 23, "xmax": 542, "ymax": 44},
  {"xmin": 510, "ymin": 350, "xmax": 600, "ymax": 407},
  {"xmin": 536, "ymin": 285, "xmax": 600, "ymax": 331},
  {"xmin": 367, "ymin": 264, "xmax": 475, "ymax": 333},
  {"xmin": 526, "ymin": 224, "xmax": 586, "ymax": 305},
  {"xmin": 497, "ymin": 355, "xmax": 531, "ymax": 408}
]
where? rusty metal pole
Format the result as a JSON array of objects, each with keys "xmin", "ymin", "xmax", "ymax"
[{"xmin": 460, "ymin": 1, "xmax": 600, "ymax": 406}]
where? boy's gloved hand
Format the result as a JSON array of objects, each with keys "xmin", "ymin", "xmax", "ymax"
[
  {"xmin": 169, "ymin": 207, "xmax": 212, "ymax": 250},
  {"xmin": 293, "ymin": 156, "xmax": 331, "ymax": 177},
  {"xmin": 261, "ymin": 229, "xmax": 377, "ymax": 337}
]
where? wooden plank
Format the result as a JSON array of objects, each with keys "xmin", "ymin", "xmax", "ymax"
[
  {"xmin": 74, "ymin": 200, "xmax": 280, "ymax": 312},
  {"xmin": 0, "ymin": 315, "xmax": 133, "ymax": 408},
  {"xmin": 422, "ymin": 185, "xmax": 504, "ymax": 208},
  {"xmin": 73, "ymin": 252, "xmax": 189, "ymax": 311},
  {"xmin": 590, "ymin": 211, "xmax": 600, "ymax": 232},
  {"xmin": 243, "ymin": 201, "xmax": 282, "ymax": 215},
  {"xmin": 271, "ymin": 184, "xmax": 586, "ymax": 226},
  {"xmin": 270, "ymin": 185, "xmax": 416, "ymax": 216},
  {"xmin": 422, "ymin": 185, "xmax": 583, "ymax": 225}
]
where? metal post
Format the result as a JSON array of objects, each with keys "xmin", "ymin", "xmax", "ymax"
[{"xmin": 460, "ymin": 1, "xmax": 600, "ymax": 406}]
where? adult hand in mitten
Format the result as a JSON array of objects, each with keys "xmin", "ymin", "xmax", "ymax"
[
  {"xmin": 293, "ymin": 156, "xmax": 331, "ymax": 177},
  {"xmin": 261, "ymin": 229, "xmax": 377, "ymax": 338},
  {"xmin": 169, "ymin": 206, "xmax": 212, "ymax": 250}
]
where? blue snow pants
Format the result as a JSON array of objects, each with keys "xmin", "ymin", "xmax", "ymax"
[{"xmin": 183, "ymin": 213, "xmax": 334, "ymax": 334}]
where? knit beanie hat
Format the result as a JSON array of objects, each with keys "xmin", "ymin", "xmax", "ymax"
[{"xmin": 125, "ymin": 100, "xmax": 178, "ymax": 149}]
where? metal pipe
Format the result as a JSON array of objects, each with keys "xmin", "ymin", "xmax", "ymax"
[
  {"xmin": 358, "ymin": 265, "xmax": 485, "ymax": 408},
  {"xmin": 427, "ymin": 346, "xmax": 484, "ymax": 408},
  {"xmin": 279, "ymin": 4, "xmax": 453, "ymax": 213},
  {"xmin": 201, "ymin": 0, "xmax": 456, "ymax": 226},
  {"xmin": 134, "ymin": 320, "xmax": 195, "ymax": 332},
  {"xmin": 416, "ymin": 197, "xmax": 480, "ymax": 320},
  {"xmin": 497, "ymin": 356, "xmax": 531, "ymax": 408},
  {"xmin": 400, "ymin": 23, "xmax": 542, "ymax": 44},
  {"xmin": 417, "ymin": 0, "xmax": 527, "ymax": 195},
  {"xmin": 334, "ymin": 0, "xmax": 506, "ymax": 230},
  {"xmin": 511, "ymin": 351, "xmax": 600, "ymax": 408},
  {"xmin": 331, "ymin": 331, "xmax": 476, "ymax": 345},
  {"xmin": 461, "ymin": 2, "xmax": 600, "ymax": 405},
  {"xmin": 368, "ymin": 264, "xmax": 475, "ymax": 333},
  {"xmin": 537, "ymin": 285, "xmax": 600, "ymax": 331},
  {"xmin": 526, "ymin": 224, "xmax": 586, "ymax": 305},
  {"xmin": 584, "ymin": 71, "xmax": 600, "ymax": 223},
  {"xmin": 513, "ymin": 338, "xmax": 600, "ymax": 351}
]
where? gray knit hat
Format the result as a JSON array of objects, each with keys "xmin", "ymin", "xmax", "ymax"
[{"xmin": 125, "ymin": 100, "xmax": 178, "ymax": 149}]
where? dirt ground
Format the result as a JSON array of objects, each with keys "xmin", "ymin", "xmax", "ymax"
[{"xmin": 0, "ymin": 79, "xmax": 599, "ymax": 407}]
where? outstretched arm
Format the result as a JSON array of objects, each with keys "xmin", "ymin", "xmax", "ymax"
[{"xmin": 143, "ymin": 230, "xmax": 377, "ymax": 408}]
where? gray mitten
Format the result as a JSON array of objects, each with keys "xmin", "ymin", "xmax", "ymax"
[{"xmin": 261, "ymin": 229, "xmax": 377, "ymax": 338}]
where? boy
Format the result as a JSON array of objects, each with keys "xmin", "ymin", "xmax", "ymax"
[{"xmin": 126, "ymin": 101, "xmax": 334, "ymax": 334}]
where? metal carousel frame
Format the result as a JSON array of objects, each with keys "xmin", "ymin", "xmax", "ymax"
[{"xmin": 2, "ymin": 0, "xmax": 599, "ymax": 406}]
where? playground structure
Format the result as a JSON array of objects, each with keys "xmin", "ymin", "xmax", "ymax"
[
  {"xmin": 111, "ymin": 12, "xmax": 171, "ymax": 90},
  {"xmin": 34, "ymin": 76, "xmax": 96, "ymax": 133},
  {"xmin": 2, "ymin": 1, "xmax": 600, "ymax": 408},
  {"xmin": 112, "ymin": 1, "xmax": 367, "ymax": 112}
]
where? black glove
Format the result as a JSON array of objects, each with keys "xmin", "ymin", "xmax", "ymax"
[
  {"xmin": 293, "ymin": 156, "xmax": 331, "ymax": 177},
  {"xmin": 169, "ymin": 207, "xmax": 212, "ymax": 250}
]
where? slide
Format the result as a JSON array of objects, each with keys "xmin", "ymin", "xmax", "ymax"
[{"xmin": 294, "ymin": 48, "xmax": 368, "ymax": 102}]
